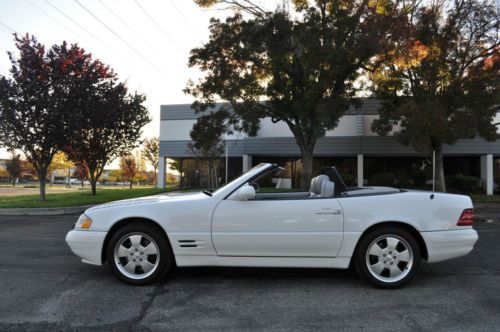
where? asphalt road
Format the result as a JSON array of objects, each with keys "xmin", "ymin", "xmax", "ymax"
[{"xmin": 0, "ymin": 211, "xmax": 499, "ymax": 331}]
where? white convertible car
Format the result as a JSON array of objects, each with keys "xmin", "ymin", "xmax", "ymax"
[{"xmin": 66, "ymin": 163, "xmax": 478, "ymax": 288}]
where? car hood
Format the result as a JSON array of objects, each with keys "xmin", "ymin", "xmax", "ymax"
[{"xmin": 86, "ymin": 191, "xmax": 204, "ymax": 212}]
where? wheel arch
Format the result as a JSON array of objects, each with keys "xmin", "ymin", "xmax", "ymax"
[
  {"xmin": 351, "ymin": 221, "xmax": 428, "ymax": 264},
  {"xmin": 101, "ymin": 217, "xmax": 172, "ymax": 264}
]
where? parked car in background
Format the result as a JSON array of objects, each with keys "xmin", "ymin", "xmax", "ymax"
[
  {"xmin": 66, "ymin": 163, "xmax": 478, "ymax": 288},
  {"xmin": 53, "ymin": 177, "xmax": 67, "ymax": 184}
]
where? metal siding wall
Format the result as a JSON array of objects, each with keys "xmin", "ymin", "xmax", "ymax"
[
  {"xmin": 442, "ymin": 138, "xmax": 491, "ymax": 155},
  {"xmin": 161, "ymin": 104, "xmax": 232, "ymax": 120},
  {"xmin": 159, "ymin": 140, "xmax": 244, "ymax": 157},
  {"xmin": 243, "ymin": 137, "xmax": 300, "ymax": 156},
  {"xmin": 161, "ymin": 99, "xmax": 382, "ymax": 120},
  {"xmin": 160, "ymin": 136, "xmax": 500, "ymax": 158},
  {"xmin": 360, "ymin": 136, "xmax": 420, "ymax": 155}
]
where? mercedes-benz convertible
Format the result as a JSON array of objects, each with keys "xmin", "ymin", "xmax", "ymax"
[{"xmin": 66, "ymin": 163, "xmax": 478, "ymax": 288}]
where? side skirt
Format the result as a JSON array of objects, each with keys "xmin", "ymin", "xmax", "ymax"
[{"xmin": 174, "ymin": 255, "xmax": 351, "ymax": 269}]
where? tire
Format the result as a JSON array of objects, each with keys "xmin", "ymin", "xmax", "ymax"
[
  {"xmin": 355, "ymin": 227, "xmax": 421, "ymax": 288},
  {"xmin": 106, "ymin": 223, "xmax": 172, "ymax": 285}
]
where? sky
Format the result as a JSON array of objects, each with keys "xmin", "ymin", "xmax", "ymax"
[{"xmin": 0, "ymin": 0, "xmax": 277, "ymax": 162}]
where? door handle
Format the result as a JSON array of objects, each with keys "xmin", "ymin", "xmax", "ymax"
[{"xmin": 315, "ymin": 208, "xmax": 341, "ymax": 215}]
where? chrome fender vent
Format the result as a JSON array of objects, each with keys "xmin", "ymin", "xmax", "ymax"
[{"xmin": 178, "ymin": 240, "xmax": 197, "ymax": 248}]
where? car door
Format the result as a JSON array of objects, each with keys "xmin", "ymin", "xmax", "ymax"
[{"xmin": 211, "ymin": 197, "xmax": 344, "ymax": 257}]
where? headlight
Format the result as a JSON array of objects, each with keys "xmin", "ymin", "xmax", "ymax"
[{"xmin": 75, "ymin": 214, "xmax": 93, "ymax": 230}]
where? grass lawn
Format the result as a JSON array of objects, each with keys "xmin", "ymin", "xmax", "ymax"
[
  {"xmin": 0, "ymin": 187, "xmax": 191, "ymax": 208},
  {"xmin": 470, "ymin": 194, "xmax": 500, "ymax": 204}
]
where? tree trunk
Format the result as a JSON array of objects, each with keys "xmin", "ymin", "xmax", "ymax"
[
  {"xmin": 129, "ymin": 178, "xmax": 133, "ymax": 189},
  {"xmin": 90, "ymin": 179, "xmax": 97, "ymax": 195},
  {"xmin": 153, "ymin": 166, "xmax": 157, "ymax": 185},
  {"xmin": 300, "ymin": 145, "xmax": 314, "ymax": 191},
  {"xmin": 39, "ymin": 170, "xmax": 47, "ymax": 201},
  {"xmin": 81, "ymin": 180, "xmax": 84, "ymax": 188},
  {"xmin": 434, "ymin": 146, "xmax": 446, "ymax": 192},
  {"xmin": 208, "ymin": 160, "xmax": 213, "ymax": 189},
  {"xmin": 12, "ymin": 178, "xmax": 16, "ymax": 187}
]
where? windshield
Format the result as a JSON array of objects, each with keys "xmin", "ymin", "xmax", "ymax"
[{"xmin": 210, "ymin": 163, "xmax": 270, "ymax": 196}]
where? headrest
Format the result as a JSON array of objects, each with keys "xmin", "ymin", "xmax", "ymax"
[
  {"xmin": 310, "ymin": 175, "xmax": 329, "ymax": 195},
  {"xmin": 321, "ymin": 180, "xmax": 335, "ymax": 198}
]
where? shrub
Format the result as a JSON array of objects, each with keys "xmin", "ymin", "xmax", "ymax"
[
  {"xmin": 368, "ymin": 172, "xmax": 396, "ymax": 186},
  {"xmin": 342, "ymin": 173, "xmax": 356, "ymax": 187},
  {"xmin": 395, "ymin": 175, "xmax": 412, "ymax": 188},
  {"xmin": 446, "ymin": 175, "xmax": 481, "ymax": 193},
  {"xmin": 411, "ymin": 169, "xmax": 427, "ymax": 187}
]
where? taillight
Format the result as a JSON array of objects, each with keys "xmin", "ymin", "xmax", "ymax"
[{"xmin": 457, "ymin": 208, "xmax": 474, "ymax": 226}]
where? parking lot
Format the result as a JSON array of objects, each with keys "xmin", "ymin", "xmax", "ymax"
[{"xmin": 0, "ymin": 210, "xmax": 499, "ymax": 331}]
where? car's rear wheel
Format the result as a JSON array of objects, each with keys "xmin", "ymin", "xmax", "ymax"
[
  {"xmin": 107, "ymin": 223, "xmax": 172, "ymax": 285},
  {"xmin": 355, "ymin": 227, "xmax": 421, "ymax": 288}
]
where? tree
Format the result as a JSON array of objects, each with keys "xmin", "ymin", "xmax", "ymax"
[
  {"xmin": 107, "ymin": 169, "xmax": 123, "ymax": 184},
  {"xmin": 48, "ymin": 152, "xmax": 73, "ymax": 186},
  {"xmin": 5, "ymin": 153, "xmax": 22, "ymax": 186},
  {"xmin": 73, "ymin": 163, "xmax": 89, "ymax": 188},
  {"xmin": 142, "ymin": 137, "xmax": 159, "ymax": 184},
  {"xmin": 64, "ymin": 76, "xmax": 150, "ymax": 195},
  {"xmin": 371, "ymin": 0, "xmax": 500, "ymax": 192},
  {"xmin": 187, "ymin": 0, "xmax": 412, "ymax": 189},
  {"xmin": 0, "ymin": 168, "xmax": 8, "ymax": 182},
  {"xmin": 120, "ymin": 155, "xmax": 138, "ymax": 189},
  {"xmin": 188, "ymin": 110, "xmax": 226, "ymax": 188},
  {"xmin": 0, "ymin": 34, "xmax": 88, "ymax": 200}
]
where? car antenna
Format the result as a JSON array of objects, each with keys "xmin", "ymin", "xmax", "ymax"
[{"xmin": 430, "ymin": 150, "xmax": 435, "ymax": 200}]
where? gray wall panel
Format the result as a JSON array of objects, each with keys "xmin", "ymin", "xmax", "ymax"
[
  {"xmin": 161, "ymin": 99, "xmax": 381, "ymax": 120},
  {"xmin": 161, "ymin": 103, "xmax": 231, "ymax": 120},
  {"xmin": 160, "ymin": 140, "xmax": 244, "ymax": 158},
  {"xmin": 161, "ymin": 136, "xmax": 500, "ymax": 158}
]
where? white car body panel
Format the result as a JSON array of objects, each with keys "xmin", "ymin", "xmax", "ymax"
[
  {"xmin": 338, "ymin": 191, "xmax": 473, "ymax": 232},
  {"xmin": 212, "ymin": 198, "xmax": 343, "ymax": 257},
  {"xmin": 421, "ymin": 229, "xmax": 478, "ymax": 263},
  {"xmin": 66, "ymin": 163, "xmax": 478, "ymax": 271}
]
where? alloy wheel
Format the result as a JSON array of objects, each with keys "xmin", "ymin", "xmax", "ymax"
[
  {"xmin": 365, "ymin": 234, "xmax": 414, "ymax": 283},
  {"xmin": 114, "ymin": 232, "xmax": 160, "ymax": 280}
]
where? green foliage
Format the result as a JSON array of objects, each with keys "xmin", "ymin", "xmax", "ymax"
[
  {"xmin": 410, "ymin": 168, "xmax": 427, "ymax": 187},
  {"xmin": 119, "ymin": 155, "xmax": 139, "ymax": 189},
  {"xmin": 341, "ymin": 173, "xmax": 356, "ymax": 187},
  {"xmin": 395, "ymin": 174, "xmax": 412, "ymax": 188},
  {"xmin": 371, "ymin": 0, "xmax": 500, "ymax": 192},
  {"xmin": 446, "ymin": 175, "xmax": 481, "ymax": 193},
  {"xmin": 368, "ymin": 172, "xmax": 396, "ymax": 186},
  {"xmin": 142, "ymin": 137, "xmax": 160, "ymax": 183},
  {"xmin": 73, "ymin": 163, "xmax": 88, "ymax": 182},
  {"xmin": 186, "ymin": 1, "xmax": 409, "ymax": 188},
  {"xmin": 5, "ymin": 153, "xmax": 22, "ymax": 186},
  {"xmin": 0, "ymin": 35, "xmax": 89, "ymax": 199},
  {"xmin": 63, "ymin": 68, "xmax": 150, "ymax": 195},
  {"xmin": 0, "ymin": 34, "xmax": 149, "ymax": 199},
  {"xmin": 189, "ymin": 110, "xmax": 227, "ymax": 157}
]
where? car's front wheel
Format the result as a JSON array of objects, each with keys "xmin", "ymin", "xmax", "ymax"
[
  {"xmin": 107, "ymin": 223, "xmax": 172, "ymax": 285},
  {"xmin": 355, "ymin": 227, "xmax": 421, "ymax": 288}
]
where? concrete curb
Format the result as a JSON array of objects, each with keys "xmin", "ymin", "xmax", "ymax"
[{"xmin": 0, "ymin": 205, "xmax": 95, "ymax": 216}]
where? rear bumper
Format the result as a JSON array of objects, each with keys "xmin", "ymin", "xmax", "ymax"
[
  {"xmin": 421, "ymin": 228, "xmax": 478, "ymax": 263},
  {"xmin": 66, "ymin": 230, "xmax": 107, "ymax": 266}
]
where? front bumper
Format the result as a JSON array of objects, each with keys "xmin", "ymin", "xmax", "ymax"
[
  {"xmin": 421, "ymin": 228, "xmax": 478, "ymax": 263},
  {"xmin": 66, "ymin": 230, "xmax": 107, "ymax": 266}
]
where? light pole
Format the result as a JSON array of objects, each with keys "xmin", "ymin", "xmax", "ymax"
[{"xmin": 225, "ymin": 140, "xmax": 228, "ymax": 184}]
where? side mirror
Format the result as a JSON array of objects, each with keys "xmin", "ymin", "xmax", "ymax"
[{"xmin": 228, "ymin": 184, "xmax": 256, "ymax": 201}]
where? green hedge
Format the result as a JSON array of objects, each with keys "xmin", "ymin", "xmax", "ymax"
[
  {"xmin": 342, "ymin": 173, "xmax": 356, "ymax": 187},
  {"xmin": 446, "ymin": 175, "xmax": 481, "ymax": 193},
  {"xmin": 368, "ymin": 172, "xmax": 396, "ymax": 186}
]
